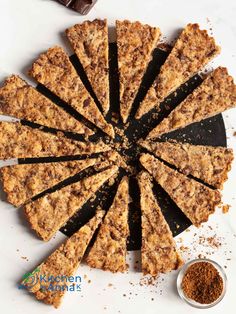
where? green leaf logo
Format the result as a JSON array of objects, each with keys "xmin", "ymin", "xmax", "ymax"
[{"xmin": 22, "ymin": 267, "xmax": 40, "ymax": 283}]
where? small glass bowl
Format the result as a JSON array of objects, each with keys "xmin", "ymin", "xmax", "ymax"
[{"xmin": 177, "ymin": 258, "xmax": 227, "ymax": 309}]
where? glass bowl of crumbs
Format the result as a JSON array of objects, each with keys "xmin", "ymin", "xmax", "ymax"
[{"xmin": 177, "ymin": 258, "xmax": 227, "ymax": 308}]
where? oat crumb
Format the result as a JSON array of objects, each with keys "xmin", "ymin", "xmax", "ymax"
[{"xmin": 222, "ymin": 204, "xmax": 231, "ymax": 214}]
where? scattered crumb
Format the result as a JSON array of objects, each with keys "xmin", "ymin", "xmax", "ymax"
[
  {"xmin": 139, "ymin": 276, "xmax": 158, "ymax": 287},
  {"xmin": 179, "ymin": 245, "xmax": 189, "ymax": 252},
  {"xmin": 21, "ymin": 256, "xmax": 29, "ymax": 261},
  {"xmin": 222, "ymin": 204, "xmax": 231, "ymax": 214},
  {"xmin": 156, "ymin": 42, "xmax": 172, "ymax": 52}
]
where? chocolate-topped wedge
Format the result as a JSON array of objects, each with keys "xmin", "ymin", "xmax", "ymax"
[{"xmin": 57, "ymin": 0, "xmax": 98, "ymax": 15}]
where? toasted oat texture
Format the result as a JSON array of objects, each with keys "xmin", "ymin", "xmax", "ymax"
[
  {"xmin": 24, "ymin": 165, "xmax": 118, "ymax": 241},
  {"xmin": 140, "ymin": 154, "xmax": 221, "ymax": 227},
  {"xmin": 136, "ymin": 23, "xmax": 220, "ymax": 119},
  {"xmin": 29, "ymin": 46, "xmax": 114, "ymax": 138},
  {"xmin": 140, "ymin": 140, "xmax": 234, "ymax": 189},
  {"xmin": 86, "ymin": 176, "xmax": 129, "ymax": 272},
  {"xmin": 0, "ymin": 75, "xmax": 92, "ymax": 136},
  {"xmin": 138, "ymin": 171, "xmax": 183, "ymax": 276},
  {"xmin": 66, "ymin": 19, "xmax": 109, "ymax": 114},
  {"xmin": 147, "ymin": 67, "xmax": 236, "ymax": 139},
  {"xmin": 22, "ymin": 209, "xmax": 105, "ymax": 308},
  {"xmin": 94, "ymin": 150, "xmax": 127, "ymax": 171},
  {"xmin": 0, "ymin": 122, "xmax": 110, "ymax": 160},
  {"xmin": 1, "ymin": 159, "xmax": 98, "ymax": 207},
  {"xmin": 116, "ymin": 20, "xmax": 161, "ymax": 123}
]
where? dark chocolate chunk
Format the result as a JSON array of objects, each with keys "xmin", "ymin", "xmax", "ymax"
[
  {"xmin": 71, "ymin": 0, "xmax": 98, "ymax": 15},
  {"xmin": 57, "ymin": 0, "xmax": 97, "ymax": 15},
  {"xmin": 58, "ymin": 0, "xmax": 73, "ymax": 6}
]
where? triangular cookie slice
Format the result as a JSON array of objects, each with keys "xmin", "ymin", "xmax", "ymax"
[
  {"xmin": 24, "ymin": 165, "xmax": 118, "ymax": 241},
  {"xmin": 1, "ymin": 158, "xmax": 98, "ymax": 207},
  {"xmin": 136, "ymin": 23, "xmax": 220, "ymax": 119},
  {"xmin": 66, "ymin": 19, "xmax": 110, "ymax": 114},
  {"xmin": 140, "ymin": 140, "xmax": 234, "ymax": 189},
  {"xmin": 138, "ymin": 171, "xmax": 183, "ymax": 276},
  {"xmin": 29, "ymin": 46, "xmax": 114, "ymax": 138},
  {"xmin": 21, "ymin": 209, "xmax": 105, "ymax": 308},
  {"xmin": 86, "ymin": 176, "xmax": 129, "ymax": 272},
  {"xmin": 140, "ymin": 154, "xmax": 221, "ymax": 227},
  {"xmin": 0, "ymin": 121, "xmax": 110, "ymax": 159},
  {"xmin": 0, "ymin": 75, "xmax": 93, "ymax": 136},
  {"xmin": 147, "ymin": 67, "xmax": 236, "ymax": 139},
  {"xmin": 116, "ymin": 20, "xmax": 161, "ymax": 123}
]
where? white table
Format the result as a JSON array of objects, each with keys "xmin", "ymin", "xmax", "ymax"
[{"xmin": 0, "ymin": 0, "xmax": 236, "ymax": 313}]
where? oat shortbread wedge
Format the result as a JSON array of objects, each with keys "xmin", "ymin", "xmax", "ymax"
[
  {"xmin": 140, "ymin": 154, "xmax": 221, "ymax": 227},
  {"xmin": 66, "ymin": 19, "xmax": 110, "ymax": 114},
  {"xmin": 0, "ymin": 75, "xmax": 92, "ymax": 136},
  {"xmin": 22, "ymin": 209, "xmax": 105, "ymax": 308},
  {"xmin": 140, "ymin": 140, "xmax": 234, "ymax": 189},
  {"xmin": 147, "ymin": 67, "xmax": 236, "ymax": 139},
  {"xmin": 86, "ymin": 176, "xmax": 129, "ymax": 272},
  {"xmin": 24, "ymin": 165, "xmax": 118, "ymax": 241},
  {"xmin": 138, "ymin": 171, "xmax": 183, "ymax": 276},
  {"xmin": 116, "ymin": 20, "xmax": 161, "ymax": 123},
  {"xmin": 1, "ymin": 159, "xmax": 98, "ymax": 207},
  {"xmin": 136, "ymin": 23, "xmax": 220, "ymax": 119},
  {"xmin": 0, "ymin": 122, "xmax": 110, "ymax": 160},
  {"xmin": 29, "ymin": 46, "xmax": 114, "ymax": 138}
]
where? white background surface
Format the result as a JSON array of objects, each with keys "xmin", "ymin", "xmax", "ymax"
[{"xmin": 0, "ymin": 0, "xmax": 236, "ymax": 313}]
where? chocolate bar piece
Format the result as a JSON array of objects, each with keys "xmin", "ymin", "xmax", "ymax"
[
  {"xmin": 72, "ymin": 0, "xmax": 97, "ymax": 14},
  {"xmin": 58, "ymin": 0, "xmax": 97, "ymax": 15},
  {"xmin": 58, "ymin": 0, "xmax": 73, "ymax": 6}
]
